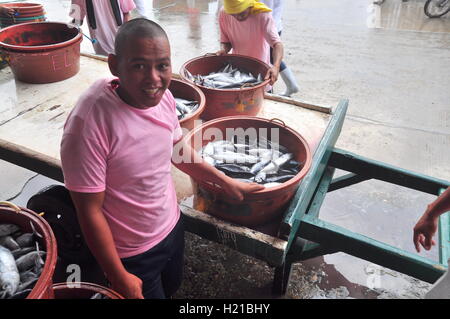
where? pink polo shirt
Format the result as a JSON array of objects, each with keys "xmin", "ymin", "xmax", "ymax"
[
  {"xmin": 60, "ymin": 78, "xmax": 182, "ymax": 258},
  {"xmin": 70, "ymin": 0, "xmax": 136, "ymax": 55},
  {"xmin": 218, "ymin": 8, "xmax": 281, "ymax": 66}
]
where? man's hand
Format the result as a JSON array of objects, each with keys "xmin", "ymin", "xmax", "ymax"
[
  {"xmin": 413, "ymin": 208, "xmax": 438, "ymax": 253},
  {"xmin": 221, "ymin": 176, "xmax": 265, "ymax": 202},
  {"xmin": 216, "ymin": 42, "xmax": 232, "ymax": 56},
  {"xmin": 0, "ymin": 6, "xmax": 15, "ymax": 17},
  {"xmin": 215, "ymin": 49, "xmax": 228, "ymax": 56},
  {"xmin": 110, "ymin": 271, "xmax": 144, "ymax": 299},
  {"xmin": 265, "ymin": 66, "xmax": 279, "ymax": 86}
]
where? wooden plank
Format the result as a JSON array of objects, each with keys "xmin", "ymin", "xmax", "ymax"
[
  {"xmin": 0, "ymin": 138, "xmax": 63, "ymax": 182},
  {"xmin": 280, "ymin": 99, "xmax": 348, "ymax": 247},
  {"xmin": 299, "ymin": 214, "xmax": 447, "ymax": 284},
  {"xmin": 180, "ymin": 203, "xmax": 288, "ymax": 266},
  {"xmin": 264, "ymin": 93, "xmax": 332, "ymax": 114},
  {"xmin": 80, "ymin": 52, "xmax": 108, "ymax": 62},
  {"xmin": 286, "ymin": 166, "xmax": 338, "ymax": 262},
  {"xmin": 439, "ymin": 208, "xmax": 450, "ymax": 266},
  {"xmin": 297, "ymin": 241, "xmax": 339, "ymax": 261},
  {"xmin": 329, "ymin": 148, "xmax": 450, "ymax": 195},
  {"xmin": 328, "ymin": 173, "xmax": 371, "ymax": 192}
]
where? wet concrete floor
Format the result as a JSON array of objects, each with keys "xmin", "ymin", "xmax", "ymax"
[{"xmin": 0, "ymin": 0, "xmax": 449, "ymax": 299}]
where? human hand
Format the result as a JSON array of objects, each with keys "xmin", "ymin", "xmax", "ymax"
[
  {"xmin": 0, "ymin": 6, "xmax": 15, "ymax": 17},
  {"xmin": 413, "ymin": 208, "xmax": 438, "ymax": 253},
  {"xmin": 215, "ymin": 49, "xmax": 228, "ymax": 56},
  {"xmin": 265, "ymin": 66, "xmax": 279, "ymax": 85},
  {"xmin": 221, "ymin": 177, "xmax": 265, "ymax": 202},
  {"xmin": 110, "ymin": 271, "xmax": 144, "ymax": 299}
]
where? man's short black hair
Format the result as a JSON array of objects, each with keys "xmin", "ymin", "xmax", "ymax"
[{"xmin": 114, "ymin": 18, "xmax": 169, "ymax": 56}]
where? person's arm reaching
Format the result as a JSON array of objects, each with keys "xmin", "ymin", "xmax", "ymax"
[
  {"xmin": 413, "ymin": 187, "xmax": 450, "ymax": 253},
  {"xmin": 216, "ymin": 42, "xmax": 232, "ymax": 56},
  {"xmin": 123, "ymin": 12, "xmax": 131, "ymax": 22},
  {"xmin": 121, "ymin": 0, "xmax": 135, "ymax": 23},
  {"xmin": 172, "ymin": 139, "xmax": 264, "ymax": 200},
  {"xmin": 69, "ymin": 191, "xmax": 144, "ymax": 299},
  {"xmin": 0, "ymin": 5, "xmax": 15, "ymax": 17},
  {"xmin": 265, "ymin": 42, "xmax": 283, "ymax": 85}
]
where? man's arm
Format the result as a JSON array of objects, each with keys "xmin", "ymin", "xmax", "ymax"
[
  {"xmin": 265, "ymin": 42, "xmax": 283, "ymax": 85},
  {"xmin": 413, "ymin": 187, "xmax": 450, "ymax": 252},
  {"xmin": 0, "ymin": 5, "xmax": 15, "ymax": 17},
  {"xmin": 69, "ymin": 191, "xmax": 144, "ymax": 298},
  {"xmin": 123, "ymin": 12, "xmax": 131, "ymax": 22},
  {"xmin": 172, "ymin": 139, "xmax": 264, "ymax": 201},
  {"xmin": 216, "ymin": 42, "xmax": 232, "ymax": 56}
]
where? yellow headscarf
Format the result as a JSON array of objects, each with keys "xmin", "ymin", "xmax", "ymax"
[{"xmin": 223, "ymin": 0, "xmax": 272, "ymax": 15}]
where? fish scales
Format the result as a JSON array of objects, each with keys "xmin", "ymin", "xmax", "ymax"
[{"xmin": 0, "ymin": 245, "xmax": 20, "ymax": 299}]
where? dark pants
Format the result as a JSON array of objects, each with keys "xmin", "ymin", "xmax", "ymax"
[
  {"xmin": 120, "ymin": 216, "xmax": 185, "ymax": 299},
  {"xmin": 270, "ymin": 31, "xmax": 287, "ymax": 71}
]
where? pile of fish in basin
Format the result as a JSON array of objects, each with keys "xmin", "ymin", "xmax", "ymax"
[
  {"xmin": 175, "ymin": 97, "xmax": 200, "ymax": 121},
  {"xmin": 0, "ymin": 221, "xmax": 46, "ymax": 299},
  {"xmin": 184, "ymin": 63, "xmax": 264, "ymax": 90},
  {"xmin": 201, "ymin": 136, "xmax": 303, "ymax": 188}
]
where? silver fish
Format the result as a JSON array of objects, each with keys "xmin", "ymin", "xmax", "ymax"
[
  {"xmin": 7, "ymin": 288, "xmax": 32, "ymax": 299},
  {"xmin": 0, "ymin": 236, "xmax": 20, "ymax": 251},
  {"xmin": 0, "ymin": 245, "xmax": 20, "ymax": 299},
  {"xmin": 210, "ymin": 152, "xmax": 259, "ymax": 164},
  {"xmin": 265, "ymin": 174, "xmax": 296, "ymax": 183},
  {"xmin": 203, "ymin": 156, "xmax": 216, "ymax": 167},
  {"xmin": 258, "ymin": 153, "xmax": 293, "ymax": 175},
  {"xmin": 18, "ymin": 277, "xmax": 39, "ymax": 291},
  {"xmin": 15, "ymin": 251, "xmax": 46, "ymax": 273},
  {"xmin": 29, "ymin": 222, "xmax": 43, "ymax": 239},
  {"xmin": 19, "ymin": 269, "xmax": 38, "ymax": 283},
  {"xmin": 0, "ymin": 224, "xmax": 20, "ymax": 237},
  {"xmin": 12, "ymin": 247, "xmax": 35, "ymax": 259},
  {"xmin": 250, "ymin": 158, "xmax": 272, "ymax": 175},
  {"xmin": 15, "ymin": 233, "xmax": 34, "ymax": 248},
  {"xmin": 263, "ymin": 182, "xmax": 282, "ymax": 188},
  {"xmin": 175, "ymin": 97, "xmax": 199, "ymax": 120},
  {"xmin": 189, "ymin": 63, "xmax": 263, "ymax": 89}
]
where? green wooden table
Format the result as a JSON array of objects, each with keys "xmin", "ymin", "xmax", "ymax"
[
  {"xmin": 0, "ymin": 56, "xmax": 448, "ymax": 295},
  {"xmin": 179, "ymin": 98, "xmax": 450, "ymax": 295}
]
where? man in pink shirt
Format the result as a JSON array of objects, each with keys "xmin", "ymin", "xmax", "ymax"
[
  {"xmin": 70, "ymin": 0, "xmax": 135, "ymax": 55},
  {"xmin": 60, "ymin": 18, "xmax": 263, "ymax": 299},
  {"xmin": 217, "ymin": 0, "xmax": 284, "ymax": 86}
]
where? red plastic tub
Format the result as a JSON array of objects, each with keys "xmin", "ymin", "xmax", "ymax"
[
  {"xmin": 0, "ymin": 201, "xmax": 58, "ymax": 299},
  {"xmin": 0, "ymin": 3, "xmax": 44, "ymax": 12},
  {"xmin": 52, "ymin": 282, "xmax": 125, "ymax": 299},
  {"xmin": 175, "ymin": 116, "xmax": 312, "ymax": 226},
  {"xmin": 180, "ymin": 54, "xmax": 270, "ymax": 121},
  {"xmin": 170, "ymin": 78, "xmax": 206, "ymax": 131},
  {"xmin": 0, "ymin": 22, "xmax": 82, "ymax": 83},
  {"xmin": 0, "ymin": 3, "xmax": 45, "ymax": 27}
]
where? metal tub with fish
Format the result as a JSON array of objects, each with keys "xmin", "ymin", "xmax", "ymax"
[{"xmin": 0, "ymin": 53, "xmax": 448, "ymax": 296}]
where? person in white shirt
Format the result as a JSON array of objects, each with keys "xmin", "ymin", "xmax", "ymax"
[
  {"xmin": 133, "ymin": 0, "xmax": 147, "ymax": 17},
  {"xmin": 261, "ymin": 0, "xmax": 299, "ymax": 97}
]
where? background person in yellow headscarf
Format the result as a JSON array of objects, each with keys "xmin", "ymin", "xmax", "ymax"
[{"xmin": 216, "ymin": 0, "xmax": 284, "ymax": 88}]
